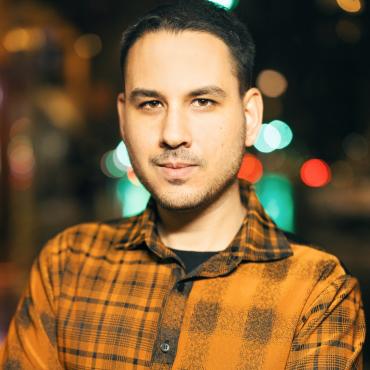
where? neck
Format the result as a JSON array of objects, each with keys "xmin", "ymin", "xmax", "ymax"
[{"xmin": 157, "ymin": 181, "xmax": 246, "ymax": 252}]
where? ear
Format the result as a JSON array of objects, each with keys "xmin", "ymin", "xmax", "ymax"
[
  {"xmin": 117, "ymin": 92, "xmax": 126, "ymax": 141},
  {"xmin": 242, "ymin": 88, "xmax": 263, "ymax": 147}
]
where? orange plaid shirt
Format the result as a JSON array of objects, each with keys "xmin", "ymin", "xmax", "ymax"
[{"xmin": 0, "ymin": 181, "xmax": 365, "ymax": 369}]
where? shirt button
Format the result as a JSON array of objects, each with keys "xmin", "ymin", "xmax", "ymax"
[{"xmin": 160, "ymin": 342, "xmax": 170, "ymax": 353}]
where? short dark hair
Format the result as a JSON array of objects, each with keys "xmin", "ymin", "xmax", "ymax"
[{"xmin": 119, "ymin": 0, "xmax": 255, "ymax": 95}]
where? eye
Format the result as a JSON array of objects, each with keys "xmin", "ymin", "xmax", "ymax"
[
  {"xmin": 193, "ymin": 98, "xmax": 216, "ymax": 107},
  {"xmin": 138, "ymin": 100, "xmax": 162, "ymax": 109}
]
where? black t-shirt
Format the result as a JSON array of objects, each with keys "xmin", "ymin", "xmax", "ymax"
[{"xmin": 172, "ymin": 249, "xmax": 218, "ymax": 273}]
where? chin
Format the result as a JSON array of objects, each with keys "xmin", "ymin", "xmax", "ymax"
[
  {"xmin": 154, "ymin": 177, "xmax": 236, "ymax": 212},
  {"xmin": 155, "ymin": 197, "xmax": 207, "ymax": 212},
  {"xmin": 152, "ymin": 187, "xmax": 205, "ymax": 211}
]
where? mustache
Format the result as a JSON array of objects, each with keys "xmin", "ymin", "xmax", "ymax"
[{"xmin": 150, "ymin": 148, "xmax": 204, "ymax": 166}]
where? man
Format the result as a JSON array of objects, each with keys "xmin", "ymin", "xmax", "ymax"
[{"xmin": 0, "ymin": 0, "xmax": 365, "ymax": 369}]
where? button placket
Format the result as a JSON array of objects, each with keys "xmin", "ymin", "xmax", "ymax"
[
  {"xmin": 151, "ymin": 278, "xmax": 193, "ymax": 366},
  {"xmin": 176, "ymin": 281, "xmax": 185, "ymax": 293}
]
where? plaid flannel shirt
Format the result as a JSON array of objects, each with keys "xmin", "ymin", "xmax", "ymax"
[{"xmin": 0, "ymin": 181, "xmax": 365, "ymax": 369}]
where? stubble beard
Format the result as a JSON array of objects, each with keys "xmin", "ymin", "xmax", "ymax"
[{"xmin": 125, "ymin": 131, "xmax": 246, "ymax": 212}]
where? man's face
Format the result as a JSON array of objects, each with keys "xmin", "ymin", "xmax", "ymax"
[{"xmin": 118, "ymin": 30, "xmax": 261, "ymax": 211}]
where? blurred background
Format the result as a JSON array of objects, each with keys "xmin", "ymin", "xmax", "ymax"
[{"xmin": 0, "ymin": 0, "xmax": 369, "ymax": 363}]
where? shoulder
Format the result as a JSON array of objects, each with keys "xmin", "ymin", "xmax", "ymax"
[
  {"xmin": 282, "ymin": 233, "xmax": 363, "ymax": 315},
  {"xmin": 283, "ymin": 231, "xmax": 350, "ymax": 280},
  {"xmin": 39, "ymin": 215, "xmax": 142, "ymax": 263},
  {"xmin": 30, "ymin": 216, "xmax": 144, "ymax": 300}
]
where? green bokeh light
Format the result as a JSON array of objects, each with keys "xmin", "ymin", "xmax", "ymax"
[
  {"xmin": 115, "ymin": 141, "xmax": 132, "ymax": 169},
  {"xmin": 207, "ymin": 0, "xmax": 239, "ymax": 10},
  {"xmin": 270, "ymin": 120, "xmax": 293, "ymax": 149},
  {"xmin": 254, "ymin": 124, "xmax": 275, "ymax": 153},
  {"xmin": 256, "ymin": 173, "xmax": 294, "ymax": 232},
  {"xmin": 254, "ymin": 121, "xmax": 293, "ymax": 153},
  {"xmin": 116, "ymin": 176, "xmax": 150, "ymax": 217},
  {"xmin": 264, "ymin": 124, "xmax": 281, "ymax": 149},
  {"xmin": 104, "ymin": 150, "xmax": 124, "ymax": 178}
]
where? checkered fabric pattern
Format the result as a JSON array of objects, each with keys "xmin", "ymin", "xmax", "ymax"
[{"xmin": 0, "ymin": 181, "xmax": 365, "ymax": 369}]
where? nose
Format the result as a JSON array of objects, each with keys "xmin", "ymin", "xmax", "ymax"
[{"xmin": 160, "ymin": 105, "xmax": 192, "ymax": 149}]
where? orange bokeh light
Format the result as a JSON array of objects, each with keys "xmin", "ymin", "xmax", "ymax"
[
  {"xmin": 256, "ymin": 69, "xmax": 288, "ymax": 98},
  {"xmin": 336, "ymin": 0, "xmax": 362, "ymax": 13}
]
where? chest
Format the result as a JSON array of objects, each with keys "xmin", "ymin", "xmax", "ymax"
[{"xmin": 56, "ymin": 257, "xmax": 309, "ymax": 369}]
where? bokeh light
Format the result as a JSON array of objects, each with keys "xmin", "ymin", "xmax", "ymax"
[
  {"xmin": 114, "ymin": 141, "xmax": 132, "ymax": 169},
  {"xmin": 237, "ymin": 154, "xmax": 263, "ymax": 183},
  {"xmin": 74, "ymin": 34, "xmax": 102, "ymax": 59},
  {"xmin": 256, "ymin": 174, "xmax": 294, "ymax": 232},
  {"xmin": 36, "ymin": 88, "xmax": 81, "ymax": 128},
  {"xmin": 270, "ymin": 120, "xmax": 293, "ymax": 149},
  {"xmin": 127, "ymin": 168, "xmax": 141, "ymax": 187},
  {"xmin": 100, "ymin": 150, "xmax": 124, "ymax": 178},
  {"xmin": 3, "ymin": 27, "xmax": 45, "ymax": 52},
  {"xmin": 9, "ymin": 117, "xmax": 31, "ymax": 138},
  {"xmin": 264, "ymin": 124, "xmax": 282, "ymax": 149},
  {"xmin": 101, "ymin": 142, "xmax": 133, "ymax": 179},
  {"xmin": 112, "ymin": 150, "xmax": 127, "ymax": 172},
  {"xmin": 207, "ymin": 0, "xmax": 239, "ymax": 10},
  {"xmin": 343, "ymin": 133, "xmax": 368, "ymax": 161},
  {"xmin": 254, "ymin": 124, "xmax": 277, "ymax": 153},
  {"xmin": 336, "ymin": 19, "xmax": 362, "ymax": 43},
  {"xmin": 254, "ymin": 121, "xmax": 294, "ymax": 153},
  {"xmin": 39, "ymin": 132, "xmax": 68, "ymax": 162},
  {"xmin": 257, "ymin": 69, "xmax": 288, "ymax": 98},
  {"xmin": 300, "ymin": 158, "xmax": 331, "ymax": 187},
  {"xmin": 336, "ymin": 0, "xmax": 362, "ymax": 13},
  {"xmin": 7, "ymin": 135, "xmax": 35, "ymax": 189},
  {"xmin": 116, "ymin": 177, "xmax": 150, "ymax": 217}
]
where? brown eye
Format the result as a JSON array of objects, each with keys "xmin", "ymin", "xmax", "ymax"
[
  {"xmin": 193, "ymin": 98, "xmax": 215, "ymax": 107},
  {"xmin": 139, "ymin": 100, "xmax": 162, "ymax": 109}
]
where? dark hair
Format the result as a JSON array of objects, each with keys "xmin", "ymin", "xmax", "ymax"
[{"xmin": 119, "ymin": 0, "xmax": 255, "ymax": 95}]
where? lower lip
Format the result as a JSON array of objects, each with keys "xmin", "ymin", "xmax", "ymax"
[{"xmin": 158, "ymin": 165, "xmax": 197, "ymax": 180}]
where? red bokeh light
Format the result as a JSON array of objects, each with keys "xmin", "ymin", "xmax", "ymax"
[
  {"xmin": 237, "ymin": 154, "xmax": 263, "ymax": 183},
  {"xmin": 300, "ymin": 159, "xmax": 331, "ymax": 187}
]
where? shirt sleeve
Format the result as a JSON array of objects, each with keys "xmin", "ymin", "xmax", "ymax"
[
  {"xmin": 0, "ymin": 238, "xmax": 65, "ymax": 369},
  {"xmin": 286, "ymin": 274, "xmax": 366, "ymax": 370}
]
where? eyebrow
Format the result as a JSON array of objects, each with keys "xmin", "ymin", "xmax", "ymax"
[
  {"xmin": 129, "ymin": 89, "xmax": 165, "ymax": 103},
  {"xmin": 128, "ymin": 85, "xmax": 227, "ymax": 103},
  {"xmin": 188, "ymin": 86, "xmax": 227, "ymax": 99}
]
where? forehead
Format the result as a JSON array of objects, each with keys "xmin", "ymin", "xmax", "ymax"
[{"xmin": 124, "ymin": 30, "xmax": 238, "ymax": 93}]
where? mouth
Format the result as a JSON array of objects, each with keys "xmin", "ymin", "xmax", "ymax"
[
  {"xmin": 158, "ymin": 162, "xmax": 197, "ymax": 169},
  {"xmin": 157, "ymin": 162, "xmax": 198, "ymax": 181}
]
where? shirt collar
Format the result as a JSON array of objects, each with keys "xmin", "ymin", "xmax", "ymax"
[{"xmin": 113, "ymin": 180, "xmax": 292, "ymax": 263}]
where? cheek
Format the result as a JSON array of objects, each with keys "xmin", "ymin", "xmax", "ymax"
[
  {"xmin": 196, "ymin": 115, "xmax": 243, "ymax": 154},
  {"xmin": 125, "ymin": 120, "xmax": 157, "ymax": 156},
  {"xmin": 195, "ymin": 127, "xmax": 228, "ymax": 168},
  {"xmin": 124, "ymin": 131, "xmax": 148, "ymax": 166}
]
